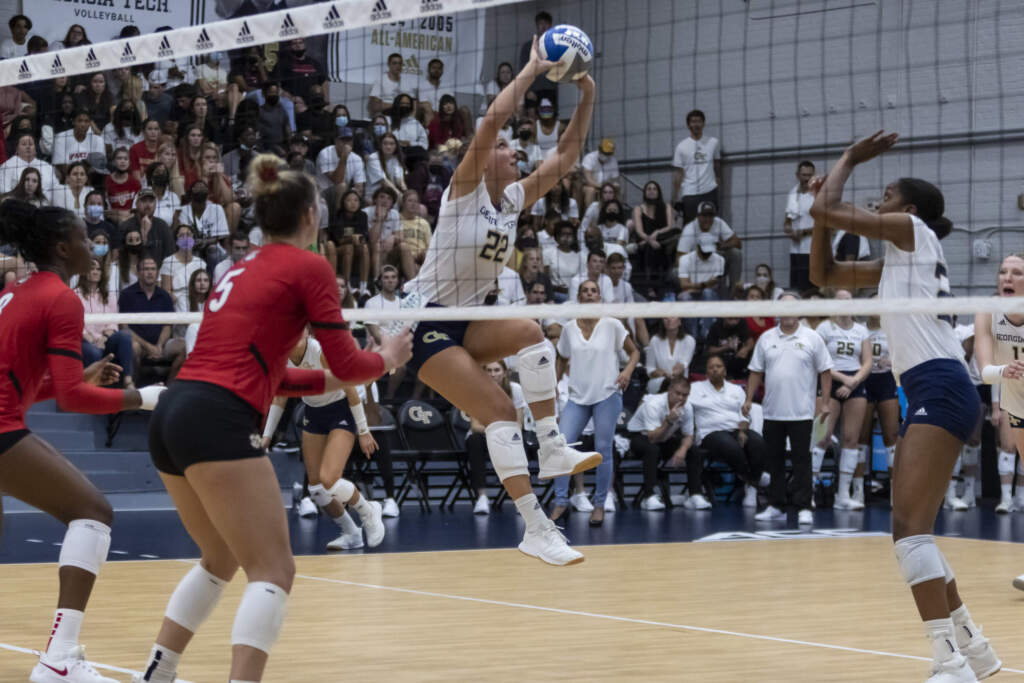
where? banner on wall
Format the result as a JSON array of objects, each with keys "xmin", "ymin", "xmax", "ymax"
[
  {"xmin": 324, "ymin": 12, "xmax": 485, "ymax": 94},
  {"xmin": 27, "ymin": 0, "xmax": 202, "ymax": 44}
]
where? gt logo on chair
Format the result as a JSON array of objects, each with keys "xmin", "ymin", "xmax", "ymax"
[
  {"xmin": 422, "ymin": 331, "xmax": 451, "ymax": 344},
  {"xmin": 409, "ymin": 406, "xmax": 433, "ymax": 424}
]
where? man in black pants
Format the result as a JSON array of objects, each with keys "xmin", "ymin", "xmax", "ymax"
[
  {"xmin": 743, "ymin": 293, "xmax": 833, "ymax": 526},
  {"xmin": 627, "ymin": 378, "xmax": 704, "ymax": 510},
  {"xmin": 689, "ymin": 354, "xmax": 768, "ymax": 508}
]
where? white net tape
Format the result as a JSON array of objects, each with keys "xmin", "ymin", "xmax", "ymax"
[{"xmin": 83, "ymin": 296, "xmax": 1021, "ymax": 326}]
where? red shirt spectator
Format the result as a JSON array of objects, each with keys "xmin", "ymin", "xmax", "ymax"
[
  {"xmin": 129, "ymin": 119, "xmax": 162, "ymax": 181},
  {"xmin": 427, "ymin": 96, "xmax": 466, "ymax": 149},
  {"xmin": 106, "ymin": 172, "xmax": 141, "ymax": 214}
]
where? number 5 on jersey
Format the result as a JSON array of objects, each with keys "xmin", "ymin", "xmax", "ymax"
[{"xmin": 209, "ymin": 268, "xmax": 243, "ymax": 312}]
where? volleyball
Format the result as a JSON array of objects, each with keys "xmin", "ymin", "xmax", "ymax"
[{"xmin": 538, "ymin": 25, "xmax": 594, "ymax": 83}]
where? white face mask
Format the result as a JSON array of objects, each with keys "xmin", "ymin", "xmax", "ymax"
[{"xmin": 755, "ymin": 275, "xmax": 771, "ymax": 289}]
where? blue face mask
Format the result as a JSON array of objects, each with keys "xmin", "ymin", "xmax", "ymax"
[
  {"xmin": 373, "ymin": 124, "xmax": 387, "ymax": 137},
  {"xmin": 92, "ymin": 243, "xmax": 108, "ymax": 257},
  {"xmin": 176, "ymin": 236, "xmax": 195, "ymax": 251},
  {"xmin": 86, "ymin": 204, "xmax": 104, "ymax": 220},
  {"xmin": 335, "ymin": 115, "xmax": 349, "ymax": 127},
  {"xmin": 517, "ymin": 161, "xmax": 529, "ymax": 174}
]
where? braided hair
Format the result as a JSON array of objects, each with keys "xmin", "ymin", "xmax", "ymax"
[{"xmin": 0, "ymin": 199, "xmax": 79, "ymax": 265}]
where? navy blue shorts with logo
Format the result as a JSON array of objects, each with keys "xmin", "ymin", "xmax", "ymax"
[
  {"xmin": 864, "ymin": 371, "xmax": 898, "ymax": 404},
  {"xmin": 830, "ymin": 370, "xmax": 867, "ymax": 402},
  {"xmin": 409, "ymin": 304, "xmax": 470, "ymax": 374},
  {"xmin": 898, "ymin": 358, "xmax": 980, "ymax": 443},
  {"xmin": 301, "ymin": 399, "xmax": 356, "ymax": 436}
]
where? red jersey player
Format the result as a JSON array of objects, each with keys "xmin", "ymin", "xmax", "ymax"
[
  {"xmin": 0, "ymin": 200, "xmax": 164, "ymax": 683},
  {"xmin": 135, "ymin": 154, "xmax": 411, "ymax": 683}
]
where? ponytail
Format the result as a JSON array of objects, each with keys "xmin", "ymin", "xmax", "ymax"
[{"xmin": 896, "ymin": 177, "xmax": 952, "ymax": 239}]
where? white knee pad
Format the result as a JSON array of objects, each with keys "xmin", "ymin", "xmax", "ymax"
[
  {"xmin": 839, "ymin": 448, "xmax": 859, "ymax": 475},
  {"xmin": 951, "ymin": 456, "xmax": 962, "ymax": 477},
  {"xmin": 894, "ymin": 535, "xmax": 947, "ymax": 586},
  {"xmin": 515, "ymin": 340, "xmax": 556, "ymax": 404},
  {"xmin": 165, "ymin": 564, "xmax": 227, "ymax": 632},
  {"xmin": 962, "ymin": 445, "xmax": 980, "ymax": 467},
  {"xmin": 886, "ymin": 445, "xmax": 896, "ymax": 469},
  {"xmin": 58, "ymin": 520, "xmax": 111, "ymax": 575},
  {"xmin": 811, "ymin": 447, "xmax": 825, "ymax": 475},
  {"xmin": 857, "ymin": 444, "xmax": 870, "ymax": 466},
  {"xmin": 231, "ymin": 582, "xmax": 288, "ymax": 654},
  {"xmin": 327, "ymin": 478, "xmax": 356, "ymax": 505},
  {"xmin": 998, "ymin": 450, "xmax": 1016, "ymax": 477},
  {"xmin": 939, "ymin": 551, "xmax": 955, "ymax": 584},
  {"xmin": 484, "ymin": 421, "xmax": 530, "ymax": 482},
  {"xmin": 308, "ymin": 483, "xmax": 332, "ymax": 509}
]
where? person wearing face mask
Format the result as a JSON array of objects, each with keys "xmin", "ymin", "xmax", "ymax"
[
  {"xmin": 748, "ymin": 263, "xmax": 784, "ymax": 300},
  {"xmin": 175, "ymin": 179, "xmax": 230, "ymax": 270},
  {"xmin": 427, "ymin": 94, "xmax": 466, "ymax": 150},
  {"xmin": 221, "ymin": 125, "xmax": 262, "ymax": 182},
  {"xmin": 367, "ymin": 52, "xmax": 417, "ymax": 118},
  {"xmin": 110, "ymin": 227, "xmax": 142, "ymax": 292},
  {"xmin": 316, "ymin": 127, "xmax": 366, "ymax": 198},
  {"xmin": 82, "ymin": 190, "xmax": 115, "ymax": 243},
  {"xmin": 534, "ymin": 98, "xmax": 564, "ymax": 157},
  {"xmin": 119, "ymin": 187, "xmax": 175, "ymax": 264},
  {"xmin": 160, "ymin": 224, "xmax": 207, "ymax": 318},
  {"xmin": 390, "ymin": 93, "xmax": 428, "ymax": 153},
  {"xmin": 257, "ymin": 81, "xmax": 291, "ymax": 152},
  {"xmin": 370, "ymin": 114, "xmax": 391, "ymax": 149},
  {"xmin": 142, "ymin": 162, "xmax": 182, "ymax": 227},
  {"xmin": 581, "ymin": 138, "xmax": 621, "ymax": 209},
  {"xmin": 511, "ymin": 120, "xmax": 543, "ymax": 172},
  {"xmin": 271, "ymin": 38, "xmax": 327, "ymax": 108}
]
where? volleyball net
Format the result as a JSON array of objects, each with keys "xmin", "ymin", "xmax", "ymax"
[{"xmin": 2, "ymin": 0, "xmax": 1023, "ymax": 335}]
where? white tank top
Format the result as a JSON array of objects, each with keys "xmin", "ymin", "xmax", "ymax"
[
  {"xmin": 535, "ymin": 122, "xmax": 559, "ymax": 154},
  {"xmin": 878, "ymin": 214, "xmax": 966, "ymax": 377},
  {"xmin": 405, "ymin": 178, "xmax": 525, "ymax": 307},
  {"xmin": 288, "ymin": 338, "xmax": 346, "ymax": 407},
  {"xmin": 868, "ymin": 328, "xmax": 892, "ymax": 374},
  {"xmin": 991, "ymin": 314, "xmax": 1024, "ymax": 414},
  {"xmin": 815, "ymin": 319, "xmax": 869, "ymax": 373}
]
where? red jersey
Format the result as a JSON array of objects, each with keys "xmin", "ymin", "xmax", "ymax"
[
  {"xmin": 105, "ymin": 174, "xmax": 141, "ymax": 212},
  {"xmin": 0, "ymin": 272, "xmax": 124, "ymax": 434},
  {"xmin": 129, "ymin": 140, "xmax": 156, "ymax": 176},
  {"xmin": 177, "ymin": 244, "xmax": 385, "ymax": 415}
]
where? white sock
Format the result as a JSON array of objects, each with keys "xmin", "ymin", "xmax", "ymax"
[
  {"xmin": 851, "ymin": 476, "xmax": 864, "ymax": 499},
  {"xmin": 947, "ymin": 480, "xmax": 958, "ymax": 500},
  {"xmin": 514, "ymin": 493, "xmax": 548, "ymax": 529},
  {"xmin": 838, "ymin": 472, "xmax": 852, "ymax": 497},
  {"xmin": 535, "ymin": 416, "xmax": 560, "ymax": 450},
  {"xmin": 334, "ymin": 510, "xmax": 358, "ymax": 535},
  {"xmin": 964, "ymin": 475, "xmax": 976, "ymax": 500},
  {"xmin": 44, "ymin": 608, "xmax": 83, "ymax": 659},
  {"xmin": 811, "ymin": 447, "xmax": 825, "ymax": 476},
  {"xmin": 1001, "ymin": 482, "xmax": 1012, "ymax": 502},
  {"xmin": 351, "ymin": 496, "xmax": 372, "ymax": 519},
  {"xmin": 925, "ymin": 617, "xmax": 960, "ymax": 664},
  {"xmin": 140, "ymin": 645, "xmax": 181, "ymax": 683},
  {"xmin": 950, "ymin": 604, "xmax": 980, "ymax": 649}
]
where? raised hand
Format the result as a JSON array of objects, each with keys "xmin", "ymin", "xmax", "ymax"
[{"xmin": 843, "ymin": 130, "xmax": 899, "ymax": 166}]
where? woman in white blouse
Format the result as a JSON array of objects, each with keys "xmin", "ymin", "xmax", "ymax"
[
  {"xmin": 543, "ymin": 221, "xmax": 585, "ymax": 303},
  {"xmin": 645, "ymin": 317, "xmax": 697, "ymax": 393},
  {"xmin": 160, "ymin": 224, "xmax": 207, "ymax": 315},
  {"xmin": 552, "ymin": 280, "xmax": 640, "ymax": 525},
  {"xmin": 364, "ymin": 132, "xmax": 407, "ymax": 200},
  {"xmin": 390, "ymin": 93, "xmax": 428, "ymax": 152},
  {"xmin": 50, "ymin": 161, "xmax": 92, "ymax": 218}
]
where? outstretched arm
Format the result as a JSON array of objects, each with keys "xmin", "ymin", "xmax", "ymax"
[{"xmin": 808, "ymin": 175, "xmax": 883, "ymax": 290}]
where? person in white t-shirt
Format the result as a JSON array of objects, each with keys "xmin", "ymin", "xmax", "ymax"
[
  {"xmin": 391, "ymin": 93, "xmax": 429, "ymax": 151},
  {"xmin": 644, "ymin": 317, "xmax": 696, "ymax": 394},
  {"xmin": 212, "ymin": 232, "xmax": 251, "ymax": 285},
  {"xmin": 53, "ymin": 111, "xmax": 106, "ymax": 176},
  {"xmin": 416, "ymin": 58, "xmax": 455, "ymax": 120},
  {"xmin": 676, "ymin": 232, "xmax": 724, "ymax": 340},
  {"xmin": 672, "ymin": 109, "xmax": 721, "ymax": 223},
  {"xmin": 317, "ymin": 129, "xmax": 367, "ymax": 198},
  {"xmin": 0, "ymin": 133, "xmax": 61, "ymax": 199},
  {"xmin": 544, "ymin": 221, "xmax": 585, "ymax": 303},
  {"xmin": 1, "ymin": 15, "xmax": 30, "ymax": 59},
  {"xmin": 676, "ymin": 201, "xmax": 742, "ymax": 294},
  {"xmin": 551, "ymin": 280, "xmax": 640, "ymax": 525},
  {"xmin": 568, "ymin": 249, "xmax": 615, "ymax": 303},
  {"xmin": 809, "ymin": 132, "xmax": 1002, "ymax": 679},
  {"xmin": 744, "ymin": 293, "xmax": 833, "ymax": 525},
  {"xmin": 783, "ymin": 161, "xmax": 816, "ymax": 291},
  {"xmin": 810, "ymin": 290, "xmax": 872, "ymax": 510},
  {"xmin": 688, "ymin": 354, "xmax": 769, "ymax": 509},
  {"xmin": 580, "ymin": 138, "xmax": 621, "ymax": 208},
  {"xmin": 159, "ymin": 225, "xmax": 207, "ymax": 315},
  {"xmin": 606, "ymin": 253, "xmax": 648, "ymax": 345},
  {"xmin": 627, "ymin": 377, "xmax": 695, "ymax": 510},
  {"xmin": 367, "ymin": 53, "xmax": 419, "ymax": 118},
  {"xmin": 174, "ymin": 179, "xmax": 229, "ymax": 268}
]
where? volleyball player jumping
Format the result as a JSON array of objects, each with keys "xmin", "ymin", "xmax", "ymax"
[
  {"xmin": 0, "ymin": 200, "xmax": 164, "ymax": 683},
  {"xmin": 133, "ymin": 156, "xmax": 411, "ymax": 683},
  {"xmin": 971, "ymin": 253, "xmax": 1024, "ymax": 590},
  {"xmin": 810, "ymin": 131, "xmax": 1001, "ymax": 682},
  {"xmin": 398, "ymin": 39, "xmax": 597, "ymax": 565}
]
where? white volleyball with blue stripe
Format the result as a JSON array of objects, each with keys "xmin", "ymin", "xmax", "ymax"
[{"xmin": 538, "ymin": 25, "xmax": 594, "ymax": 83}]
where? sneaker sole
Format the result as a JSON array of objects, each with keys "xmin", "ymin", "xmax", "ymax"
[
  {"xmin": 537, "ymin": 453, "xmax": 603, "ymax": 480},
  {"xmin": 517, "ymin": 543, "xmax": 585, "ymax": 566},
  {"xmin": 974, "ymin": 661, "xmax": 1001, "ymax": 680},
  {"xmin": 1014, "ymin": 576, "xmax": 1024, "ymax": 592}
]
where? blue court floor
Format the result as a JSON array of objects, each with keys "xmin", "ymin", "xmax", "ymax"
[{"xmin": 3, "ymin": 498, "xmax": 1024, "ymax": 564}]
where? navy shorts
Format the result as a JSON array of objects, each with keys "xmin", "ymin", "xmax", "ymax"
[
  {"xmin": 409, "ymin": 304, "xmax": 470, "ymax": 374},
  {"xmin": 864, "ymin": 372, "xmax": 898, "ymax": 404},
  {"xmin": 830, "ymin": 370, "xmax": 867, "ymax": 402},
  {"xmin": 301, "ymin": 400, "xmax": 356, "ymax": 436},
  {"xmin": 898, "ymin": 359, "xmax": 980, "ymax": 443},
  {"xmin": 977, "ymin": 384, "xmax": 992, "ymax": 407},
  {"xmin": 1008, "ymin": 413, "xmax": 1024, "ymax": 430},
  {"xmin": 0, "ymin": 428, "xmax": 30, "ymax": 456}
]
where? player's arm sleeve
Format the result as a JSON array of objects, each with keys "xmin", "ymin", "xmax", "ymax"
[
  {"xmin": 46, "ymin": 292, "xmax": 124, "ymax": 414},
  {"xmin": 277, "ymin": 367, "xmax": 326, "ymax": 396},
  {"xmin": 302, "ymin": 258, "xmax": 385, "ymax": 384}
]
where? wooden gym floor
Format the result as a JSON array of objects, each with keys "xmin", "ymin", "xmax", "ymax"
[{"xmin": 1, "ymin": 537, "xmax": 1024, "ymax": 682}]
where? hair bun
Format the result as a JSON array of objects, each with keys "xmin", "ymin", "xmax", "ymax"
[
  {"xmin": 246, "ymin": 153, "xmax": 285, "ymax": 200},
  {"xmin": 258, "ymin": 162, "xmax": 278, "ymax": 184}
]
